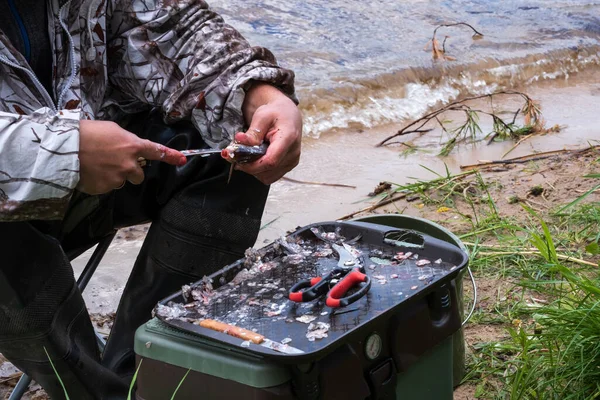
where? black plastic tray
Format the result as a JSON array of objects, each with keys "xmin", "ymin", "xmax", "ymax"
[{"xmin": 155, "ymin": 220, "xmax": 468, "ymax": 362}]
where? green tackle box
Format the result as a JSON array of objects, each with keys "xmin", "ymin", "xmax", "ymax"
[
  {"xmin": 133, "ymin": 215, "xmax": 468, "ymax": 399},
  {"xmin": 134, "ymin": 318, "xmax": 455, "ymax": 399},
  {"xmin": 352, "ymin": 214, "xmax": 468, "ymax": 387}
]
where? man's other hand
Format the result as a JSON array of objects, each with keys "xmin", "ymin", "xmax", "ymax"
[
  {"xmin": 77, "ymin": 120, "xmax": 187, "ymax": 195},
  {"xmin": 232, "ymin": 83, "xmax": 302, "ymax": 185}
]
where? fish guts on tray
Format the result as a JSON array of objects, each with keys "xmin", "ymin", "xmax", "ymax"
[{"xmin": 154, "ymin": 223, "xmax": 462, "ymax": 353}]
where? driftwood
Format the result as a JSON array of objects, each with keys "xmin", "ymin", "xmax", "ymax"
[
  {"xmin": 282, "ymin": 177, "xmax": 356, "ymax": 189},
  {"xmin": 460, "ymin": 146, "xmax": 599, "ymax": 170},
  {"xmin": 337, "ymin": 193, "xmax": 408, "ymax": 221},
  {"xmin": 338, "ymin": 171, "xmax": 478, "ymax": 220}
]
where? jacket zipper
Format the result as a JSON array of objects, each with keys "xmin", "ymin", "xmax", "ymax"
[
  {"xmin": 0, "ymin": 55, "xmax": 58, "ymax": 113},
  {"xmin": 56, "ymin": 0, "xmax": 76, "ymax": 110},
  {"xmin": 0, "ymin": 0, "xmax": 76, "ymax": 115}
]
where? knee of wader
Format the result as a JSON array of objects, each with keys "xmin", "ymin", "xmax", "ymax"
[
  {"xmin": 0, "ymin": 262, "xmax": 76, "ymax": 338},
  {"xmin": 0, "ymin": 284, "xmax": 96, "ymax": 364}
]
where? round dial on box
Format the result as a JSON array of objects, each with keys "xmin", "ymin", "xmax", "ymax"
[{"xmin": 365, "ymin": 332, "xmax": 382, "ymax": 360}]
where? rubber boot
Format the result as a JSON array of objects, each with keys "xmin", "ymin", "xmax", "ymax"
[
  {"xmin": 0, "ymin": 222, "xmax": 127, "ymax": 399},
  {"xmin": 101, "ymin": 170, "xmax": 269, "ymax": 378}
]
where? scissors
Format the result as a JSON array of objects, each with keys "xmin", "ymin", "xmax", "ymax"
[{"xmin": 288, "ymin": 243, "xmax": 371, "ymax": 308}]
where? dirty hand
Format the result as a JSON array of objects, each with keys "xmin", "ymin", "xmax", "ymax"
[
  {"xmin": 232, "ymin": 83, "xmax": 302, "ymax": 185},
  {"xmin": 77, "ymin": 120, "xmax": 187, "ymax": 194}
]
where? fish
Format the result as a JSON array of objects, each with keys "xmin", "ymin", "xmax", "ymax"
[{"xmin": 180, "ymin": 142, "xmax": 268, "ymax": 164}]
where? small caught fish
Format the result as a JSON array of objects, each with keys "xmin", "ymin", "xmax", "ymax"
[
  {"xmin": 179, "ymin": 142, "xmax": 269, "ymax": 184},
  {"xmin": 220, "ymin": 142, "xmax": 269, "ymax": 164}
]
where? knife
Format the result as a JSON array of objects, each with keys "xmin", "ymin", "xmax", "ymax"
[
  {"xmin": 137, "ymin": 143, "xmax": 268, "ymax": 167},
  {"xmin": 196, "ymin": 319, "xmax": 304, "ymax": 355},
  {"xmin": 182, "ymin": 143, "xmax": 268, "ymax": 162}
]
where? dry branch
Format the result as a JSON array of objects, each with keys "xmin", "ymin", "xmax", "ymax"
[
  {"xmin": 477, "ymin": 251, "xmax": 597, "ymax": 267},
  {"xmin": 459, "ymin": 146, "xmax": 599, "ymax": 170},
  {"xmin": 377, "ymin": 91, "xmax": 554, "ymax": 157},
  {"xmin": 281, "ymin": 177, "xmax": 356, "ymax": 189},
  {"xmin": 337, "ymin": 193, "xmax": 408, "ymax": 221},
  {"xmin": 425, "ymin": 22, "xmax": 484, "ymax": 61}
]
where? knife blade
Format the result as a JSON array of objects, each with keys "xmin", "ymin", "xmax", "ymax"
[
  {"xmin": 180, "ymin": 149, "xmax": 221, "ymax": 157},
  {"xmin": 196, "ymin": 319, "xmax": 304, "ymax": 355}
]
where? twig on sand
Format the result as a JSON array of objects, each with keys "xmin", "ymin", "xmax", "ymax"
[
  {"xmin": 338, "ymin": 193, "xmax": 409, "ymax": 221},
  {"xmin": 460, "ymin": 146, "xmax": 599, "ymax": 170},
  {"xmin": 338, "ymin": 170, "xmax": 478, "ymax": 220},
  {"xmin": 477, "ymin": 251, "xmax": 597, "ymax": 267},
  {"xmin": 282, "ymin": 177, "xmax": 356, "ymax": 189},
  {"xmin": 260, "ymin": 217, "xmax": 280, "ymax": 231},
  {"xmin": 502, "ymin": 134, "xmax": 533, "ymax": 158},
  {"xmin": 463, "ymin": 242, "xmax": 580, "ymax": 253}
]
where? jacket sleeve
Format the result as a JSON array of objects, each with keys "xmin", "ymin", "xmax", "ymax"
[
  {"xmin": 0, "ymin": 108, "xmax": 80, "ymax": 221},
  {"xmin": 107, "ymin": 0, "xmax": 297, "ymax": 149}
]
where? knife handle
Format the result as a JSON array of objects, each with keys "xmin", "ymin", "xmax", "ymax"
[{"xmin": 197, "ymin": 319, "xmax": 264, "ymax": 344}]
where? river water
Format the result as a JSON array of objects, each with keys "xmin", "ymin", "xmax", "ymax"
[{"xmin": 213, "ymin": 0, "xmax": 600, "ymax": 137}]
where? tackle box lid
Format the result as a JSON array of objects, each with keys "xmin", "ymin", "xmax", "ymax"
[{"xmin": 154, "ymin": 220, "xmax": 469, "ymax": 363}]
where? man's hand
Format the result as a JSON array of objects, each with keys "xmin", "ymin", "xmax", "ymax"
[
  {"xmin": 232, "ymin": 83, "xmax": 302, "ymax": 185},
  {"xmin": 77, "ymin": 120, "xmax": 187, "ymax": 195}
]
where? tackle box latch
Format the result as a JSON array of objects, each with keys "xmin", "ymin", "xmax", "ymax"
[
  {"xmin": 368, "ymin": 358, "xmax": 398, "ymax": 399},
  {"xmin": 291, "ymin": 362, "xmax": 320, "ymax": 400}
]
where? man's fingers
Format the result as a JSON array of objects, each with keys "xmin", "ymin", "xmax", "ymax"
[
  {"xmin": 236, "ymin": 130, "xmax": 296, "ymax": 176},
  {"xmin": 126, "ymin": 164, "xmax": 145, "ymax": 185},
  {"xmin": 252, "ymin": 155, "xmax": 299, "ymax": 185},
  {"xmin": 136, "ymin": 139, "xmax": 187, "ymax": 166},
  {"xmin": 234, "ymin": 108, "xmax": 272, "ymax": 146}
]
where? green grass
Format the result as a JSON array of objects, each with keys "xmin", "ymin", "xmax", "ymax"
[
  {"xmin": 460, "ymin": 195, "xmax": 600, "ymax": 398},
  {"xmin": 384, "ymin": 165, "xmax": 600, "ymax": 399},
  {"xmin": 44, "ymin": 347, "xmax": 70, "ymax": 400},
  {"xmin": 41, "ymin": 356, "xmax": 191, "ymax": 399},
  {"xmin": 127, "ymin": 360, "xmax": 143, "ymax": 400}
]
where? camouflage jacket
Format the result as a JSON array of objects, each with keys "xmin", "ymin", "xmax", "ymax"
[{"xmin": 0, "ymin": 0, "xmax": 295, "ymax": 221}]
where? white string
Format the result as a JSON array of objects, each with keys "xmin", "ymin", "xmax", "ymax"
[
  {"xmin": 462, "ymin": 266, "xmax": 477, "ymax": 326},
  {"xmin": 86, "ymin": 0, "xmax": 101, "ymax": 61}
]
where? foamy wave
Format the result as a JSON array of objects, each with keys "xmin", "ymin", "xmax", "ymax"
[
  {"xmin": 302, "ymin": 83, "xmax": 460, "ymax": 137},
  {"xmin": 300, "ymin": 47, "xmax": 600, "ymax": 138}
]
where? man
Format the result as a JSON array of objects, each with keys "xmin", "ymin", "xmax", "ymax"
[{"xmin": 0, "ymin": 0, "xmax": 302, "ymax": 398}]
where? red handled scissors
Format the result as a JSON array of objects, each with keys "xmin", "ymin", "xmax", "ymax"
[{"xmin": 289, "ymin": 243, "xmax": 371, "ymax": 308}]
